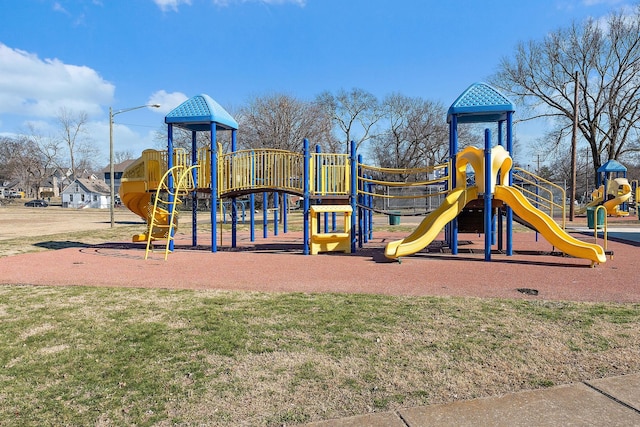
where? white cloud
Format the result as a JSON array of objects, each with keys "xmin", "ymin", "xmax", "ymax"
[
  {"xmin": 148, "ymin": 90, "xmax": 189, "ymax": 114},
  {"xmin": 582, "ymin": 0, "xmax": 625, "ymax": 6},
  {"xmin": 89, "ymin": 120, "xmax": 160, "ymax": 166},
  {"xmin": 153, "ymin": 0, "xmax": 192, "ymax": 12},
  {"xmin": 0, "ymin": 43, "xmax": 114, "ymax": 119},
  {"xmin": 153, "ymin": 0, "xmax": 305, "ymax": 11},
  {"xmin": 212, "ymin": 0, "xmax": 306, "ymax": 6}
]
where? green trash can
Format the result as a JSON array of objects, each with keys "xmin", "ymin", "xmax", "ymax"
[
  {"xmin": 388, "ymin": 212, "xmax": 401, "ymax": 225},
  {"xmin": 586, "ymin": 207, "xmax": 605, "ymax": 229}
]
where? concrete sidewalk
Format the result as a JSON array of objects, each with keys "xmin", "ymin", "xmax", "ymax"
[{"xmin": 305, "ymin": 373, "xmax": 640, "ymax": 426}]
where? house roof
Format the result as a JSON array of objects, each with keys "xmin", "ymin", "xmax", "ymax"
[
  {"xmin": 100, "ymin": 159, "xmax": 137, "ymax": 174},
  {"xmin": 63, "ymin": 178, "xmax": 110, "ymax": 195}
]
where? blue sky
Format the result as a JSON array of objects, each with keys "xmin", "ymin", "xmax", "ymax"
[{"xmin": 0, "ymin": 0, "xmax": 632, "ymax": 167}]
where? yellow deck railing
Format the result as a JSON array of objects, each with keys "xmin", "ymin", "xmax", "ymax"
[
  {"xmin": 218, "ymin": 149, "xmax": 306, "ymax": 195},
  {"xmin": 513, "ymin": 167, "xmax": 566, "ymax": 229},
  {"xmin": 138, "ymin": 148, "xmax": 354, "ymax": 197},
  {"xmin": 310, "ymin": 153, "xmax": 350, "ymax": 196}
]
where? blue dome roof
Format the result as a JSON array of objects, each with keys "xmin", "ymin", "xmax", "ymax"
[
  {"xmin": 597, "ymin": 159, "xmax": 627, "ymax": 173},
  {"xmin": 165, "ymin": 94, "xmax": 238, "ymax": 131},
  {"xmin": 448, "ymin": 82, "xmax": 515, "ymax": 123}
]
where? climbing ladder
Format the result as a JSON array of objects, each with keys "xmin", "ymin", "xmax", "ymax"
[{"xmin": 145, "ymin": 164, "xmax": 199, "ymax": 260}]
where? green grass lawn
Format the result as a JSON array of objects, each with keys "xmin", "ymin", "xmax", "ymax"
[{"xmin": 1, "ymin": 285, "xmax": 639, "ymax": 426}]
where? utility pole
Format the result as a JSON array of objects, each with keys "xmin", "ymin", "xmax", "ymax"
[{"xmin": 569, "ymin": 71, "xmax": 579, "ymax": 222}]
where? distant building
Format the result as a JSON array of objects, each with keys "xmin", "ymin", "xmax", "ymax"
[
  {"xmin": 101, "ymin": 159, "xmax": 136, "ymax": 198},
  {"xmin": 61, "ymin": 178, "xmax": 111, "ymax": 209}
]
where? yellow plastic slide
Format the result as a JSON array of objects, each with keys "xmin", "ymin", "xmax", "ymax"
[
  {"xmin": 575, "ymin": 188, "xmax": 603, "ymax": 215},
  {"xmin": 384, "ymin": 186, "xmax": 478, "ymax": 259},
  {"xmin": 603, "ymin": 178, "xmax": 631, "ymax": 216},
  {"xmin": 119, "ymin": 181, "xmax": 173, "ymax": 242},
  {"xmin": 494, "ymin": 185, "xmax": 606, "ymax": 264}
]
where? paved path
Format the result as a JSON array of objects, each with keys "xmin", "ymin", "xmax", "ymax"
[
  {"xmin": 305, "ymin": 373, "xmax": 640, "ymax": 426},
  {"xmin": 306, "ymin": 225, "xmax": 640, "ymax": 427}
]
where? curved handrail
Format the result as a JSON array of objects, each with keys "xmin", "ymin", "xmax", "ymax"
[{"xmin": 513, "ymin": 167, "xmax": 566, "ymax": 229}]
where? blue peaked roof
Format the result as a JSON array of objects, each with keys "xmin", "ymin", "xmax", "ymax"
[
  {"xmin": 165, "ymin": 94, "xmax": 238, "ymax": 131},
  {"xmin": 447, "ymin": 82, "xmax": 515, "ymax": 123},
  {"xmin": 597, "ymin": 159, "xmax": 627, "ymax": 173}
]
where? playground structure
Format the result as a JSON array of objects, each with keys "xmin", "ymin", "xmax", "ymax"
[
  {"xmin": 120, "ymin": 85, "xmax": 607, "ymax": 265},
  {"xmin": 576, "ymin": 160, "xmax": 632, "ymax": 217}
]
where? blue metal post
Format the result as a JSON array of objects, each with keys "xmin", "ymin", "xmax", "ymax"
[
  {"xmin": 191, "ymin": 130, "xmax": 198, "ymax": 247},
  {"xmin": 263, "ymin": 192, "xmax": 268, "ymax": 239},
  {"xmin": 450, "ymin": 116, "xmax": 458, "ymax": 254},
  {"xmin": 367, "ymin": 176, "xmax": 373, "ymax": 240},
  {"xmin": 250, "ymin": 151, "xmax": 256, "ymax": 242},
  {"xmin": 210, "ymin": 123, "xmax": 218, "ymax": 252},
  {"xmin": 231, "ymin": 129, "xmax": 237, "ymax": 248},
  {"xmin": 496, "ymin": 120, "xmax": 503, "ymax": 250},
  {"xmin": 250, "ymin": 193, "xmax": 255, "ymax": 242},
  {"xmin": 506, "ymin": 112, "xmax": 514, "ymax": 256},
  {"xmin": 484, "ymin": 128, "xmax": 492, "ymax": 261},
  {"xmin": 303, "ymin": 139, "xmax": 310, "ymax": 255},
  {"xmin": 350, "ymin": 140, "xmax": 357, "ymax": 253},
  {"xmin": 357, "ymin": 154, "xmax": 364, "ymax": 248},
  {"xmin": 274, "ymin": 192, "xmax": 279, "ymax": 236},
  {"xmin": 283, "ymin": 193, "xmax": 288, "ymax": 233}
]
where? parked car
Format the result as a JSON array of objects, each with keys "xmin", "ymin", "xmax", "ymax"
[{"xmin": 24, "ymin": 199, "xmax": 49, "ymax": 207}]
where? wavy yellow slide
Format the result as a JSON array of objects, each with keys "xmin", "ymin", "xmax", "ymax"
[
  {"xmin": 495, "ymin": 185, "xmax": 606, "ymax": 264},
  {"xmin": 603, "ymin": 178, "xmax": 632, "ymax": 216},
  {"xmin": 385, "ymin": 186, "xmax": 478, "ymax": 259},
  {"xmin": 119, "ymin": 181, "xmax": 173, "ymax": 242},
  {"xmin": 575, "ymin": 190, "xmax": 603, "ymax": 215}
]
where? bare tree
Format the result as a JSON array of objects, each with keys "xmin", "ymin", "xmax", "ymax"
[
  {"xmin": 56, "ymin": 108, "xmax": 95, "ymax": 177},
  {"xmin": 0, "ymin": 135, "xmax": 52, "ymax": 197},
  {"xmin": 114, "ymin": 150, "xmax": 136, "ymax": 164},
  {"xmin": 316, "ymin": 88, "xmax": 382, "ymax": 153},
  {"xmin": 237, "ymin": 93, "xmax": 334, "ymax": 152},
  {"xmin": 371, "ymin": 94, "xmax": 448, "ymax": 172},
  {"xmin": 492, "ymin": 5, "xmax": 640, "ymax": 184},
  {"xmin": 0, "ymin": 136, "xmax": 23, "ymax": 182}
]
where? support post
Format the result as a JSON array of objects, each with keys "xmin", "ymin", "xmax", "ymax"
[
  {"xmin": 350, "ymin": 140, "xmax": 357, "ymax": 253},
  {"xmin": 357, "ymin": 154, "xmax": 364, "ymax": 248},
  {"xmin": 263, "ymin": 192, "xmax": 268, "ymax": 239},
  {"xmin": 191, "ymin": 130, "xmax": 198, "ymax": 247},
  {"xmin": 303, "ymin": 139, "xmax": 310, "ymax": 255},
  {"xmin": 210, "ymin": 123, "xmax": 218, "ymax": 252},
  {"xmin": 231, "ymin": 129, "xmax": 237, "ymax": 248},
  {"xmin": 484, "ymin": 128, "xmax": 492, "ymax": 262},
  {"xmin": 449, "ymin": 116, "xmax": 458, "ymax": 254},
  {"xmin": 506, "ymin": 111, "xmax": 514, "ymax": 256},
  {"xmin": 250, "ymin": 193, "xmax": 256, "ymax": 242}
]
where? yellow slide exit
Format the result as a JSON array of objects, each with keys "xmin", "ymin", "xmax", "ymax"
[{"xmin": 384, "ymin": 186, "xmax": 478, "ymax": 259}]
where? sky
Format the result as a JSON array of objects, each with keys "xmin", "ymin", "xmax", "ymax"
[{"xmin": 0, "ymin": 0, "xmax": 633, "ymax": 168}]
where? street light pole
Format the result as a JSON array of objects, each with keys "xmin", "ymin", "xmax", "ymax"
[{"xmin": 109, "ymin": 104, "xmax": 161, "ymax": 227}]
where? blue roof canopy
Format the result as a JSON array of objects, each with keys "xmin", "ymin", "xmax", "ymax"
[
  {"xmin": 597, "ymin": 159, "xmax": 627, "ymax": 173},
  {"xmin": 447, "ymin": 82, "xmax": 515, "ymax": 124},
  {"xmin": 165, "ymin": 94, "xmax": 238, "ymax": 132}
]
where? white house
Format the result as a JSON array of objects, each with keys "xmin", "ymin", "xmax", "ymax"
[{"xmin": 61, "ymin": 178, "xmax": 111, "ymax": 209}]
